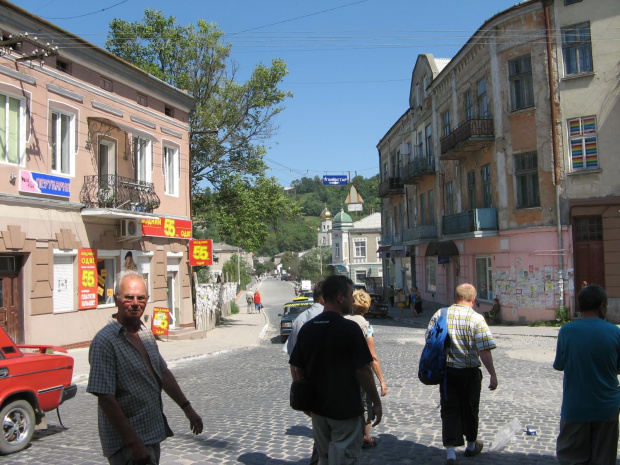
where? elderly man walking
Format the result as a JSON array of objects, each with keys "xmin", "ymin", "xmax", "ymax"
[
  {"xmin": 290, "ymin": 275, "xmax": 382, "ymax": 465},
  {"xmin": 554, "ymin": 284, "xmax": 620, "ymax": 465},
  {"xmin": 426, "ymin": 283, "xmax": 497, "ymax": 465},
  {"xmin": 87, "ymin": 270, "xmax": 203, "ymax": 464}
]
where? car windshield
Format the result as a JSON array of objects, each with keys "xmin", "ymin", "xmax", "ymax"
[{"xmin": 285, "ymin": 304, "xmax": 311, "ymax": 316}]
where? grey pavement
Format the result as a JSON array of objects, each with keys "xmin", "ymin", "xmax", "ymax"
[{"xmin": 69, "ymin": 285, "xmax": 269, "ymax": 383}]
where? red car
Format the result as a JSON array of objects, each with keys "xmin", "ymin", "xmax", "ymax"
[{"xmin": 0, "ymin": 326, "xmax": 76, "ymax": 455}]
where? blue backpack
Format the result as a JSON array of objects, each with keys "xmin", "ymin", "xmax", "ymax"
[{"xmin": 418, "ymin": 307, "xmax": 450, "ymax": 385}]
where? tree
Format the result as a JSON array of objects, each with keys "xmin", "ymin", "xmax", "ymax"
[
  {"xmin": 106, "ymin": 10, "xmax": 294, "ymax": 248},
  {"xmin": 280, "ymin": 251, "xmax": 300, "ymax": 278},
  {"xmin": 299, "ymin": 247, "xmax": 332, "ymax": 282},
  {"xmin": 221, "ymin": 254, "xmax": 250, "ymax": 288}
]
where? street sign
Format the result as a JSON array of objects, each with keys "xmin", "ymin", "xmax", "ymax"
[{"xmin": 322, "ymin": 175, "xmax": 348, "ymax": 186}]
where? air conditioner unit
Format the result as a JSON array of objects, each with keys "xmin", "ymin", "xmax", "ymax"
[
  {"xmin": 118, "ymin": 219, "xmax": 142, "ymax": 241},
  {"xmin": 400, "ymin": 143, "xmax": 410, "ymax": 155}
]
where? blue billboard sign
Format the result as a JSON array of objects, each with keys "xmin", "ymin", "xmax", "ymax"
[
  {"xmin": 322, "ymin": 175, "xmax": 348, "ymax": 186},
  {"xmin": 20, "ymin": 170, "xmax": 71, "ymax": 198}
]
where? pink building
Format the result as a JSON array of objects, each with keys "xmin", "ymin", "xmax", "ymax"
[{"xmin": 0, "ymin": 1, "xmax": 196, "ymax": 345}]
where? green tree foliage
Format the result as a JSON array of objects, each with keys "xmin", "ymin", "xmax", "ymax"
[
  {"xmin": 254, "ymin": 260, "xmax": 273, "ymax": 276},
  {"xmin": 106, "ymin": 10, "xmax": 294, "ymax": 250},
  {"xmin": 298, "ymin": 247, "xmax": 332, "ymax": 282},
  {"xmin": 221, "ymin": 254, "xmax": 251, "ymax": 288},
  {"xmin": 280, "ymin": 251, "xmax": 300, "ymax": 278}
]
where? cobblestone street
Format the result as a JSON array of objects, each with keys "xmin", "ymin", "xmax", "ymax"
[{"xmin": 13, "ymin": 306, "xmax": 615, "ymax": 465}]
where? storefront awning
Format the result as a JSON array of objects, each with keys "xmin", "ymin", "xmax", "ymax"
[
  {"xmin": 377, "ymin": 245, "xmax": 391, "ymax": 253},
  {"xmin": 425, "ymin": 240, "xmax": 459, "ymax": 257}
]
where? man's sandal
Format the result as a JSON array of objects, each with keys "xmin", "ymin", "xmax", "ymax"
[{"xmin": 362, "ymin": 438, "xmax": 377, "ymax": 448}]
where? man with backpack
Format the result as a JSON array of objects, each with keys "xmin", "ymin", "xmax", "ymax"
[{"xmin": 425, "ymin": 283, "xmax": 497, "ymax": 465}]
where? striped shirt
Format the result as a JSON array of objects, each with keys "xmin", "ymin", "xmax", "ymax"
[
  {"xmin": 427, "ymin": 304, "xmax": 496, "ymax": 368},
  {"xmin": 87, "ymin": 320, "xmax": 168, "ymax": 457}
]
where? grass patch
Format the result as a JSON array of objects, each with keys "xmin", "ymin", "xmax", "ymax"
[
  {"xmin": 529, "ymin": 307, "xmax": 571, "ymax": 327},
  {"xmin": 231, "ymin": 301, "xmax": 239, "ymax": 315}
]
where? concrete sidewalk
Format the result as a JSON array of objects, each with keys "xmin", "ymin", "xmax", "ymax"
[
  {"xmin": 387, "ymin": 299, "xmax": 561, "ymax": 338},
  {"xmin": 69, "ymin": 289, "xmax": 269, "ymax": 384}
]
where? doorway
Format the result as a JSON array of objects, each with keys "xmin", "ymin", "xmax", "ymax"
[
  {"xmin": 167, "ymin": 272, "xmax": 179, "ymax": 328},
  {"xmin": 0, "ymin": 273, "xmax": 20, "ymax": 342}
]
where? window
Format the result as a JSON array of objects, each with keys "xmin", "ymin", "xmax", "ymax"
[
  {"xmin": 467, "ymin": 170, "xmax": 476, "ymax": 210},
  {"xmin": 164, "ymin": 106, "xmax": 174, "ymax": 117},
  {"xmin": 481, "ymin": 164, "xmax": 492, "ymax": 208},
  {"xmin": 51, "ymin": 110, "xmax": 74, "ymax": 175},
  {"xmin": 0, "ymin": 92, "xmax": 25, "ymax": 165},
  {"xmin": 464, "ymin": 90, "xmax": 473, "ymax": 121},
  {"xmin": 475, "ymin": 257, "xmax": 493, "ymax": 301},
  {"xmin": 423, "ymin": 75, "xmax": 429, "ymax": 98},
  {"xmin": 408, "ymin": 196, "xmax": 415, "ymax": 228},
  {"xmin": 133, "ymin": 136, "xmax": 151, "ymax": 182},
  {"xmin": 354, "ymin": 239, "xmax": 367, "ymax": 258},
  {"xmin": 420, "ymin": 193, "xmax": 426, "ymax": 225},
  {"xmin": 53, "ymin": 253, "xmax": 75, "ymax": 313},
  {"xmin": 426, "ymin": 257, "xmax": 436, "ymax": 292},
  {"xmin": 334, "ymin": 242, "xmax": 340, "ymax": 258},
  {"xmin": 416, "ymin": 131, "xmax": 423, "ymax": 158},
  {"xmin": 428, "ymin": 190, "xmax": 434, "ymax": 225},
  {"xmin": 445, "ymin": 181, "xmax": 454, "ymax": 215},
  {"xmin": 56, "ymin": 59, "xmax": 71, "ymax": 74},
  {"xmin": 134, "ymin": 251, "xmax": 153, "ymax": 301},
  {"xmin": 415, "ymin": 83, "xmax": 421, "ymax": 107},
  {"xmin": 562, "ymin": 23, "xmax": 592, "ymax": 76},
  {"xmin": 574, "ymin": 216, "xmax": 602, "ymax": 241},
  {"xmin": 137, "ymin": 93, "xmax": 148, "ymax": 106},
  {"xmin": 515, "ymin": 152, "xmax": 540, "ymax": 208},
  {"xmin": 164, "ymin": 146, "xmax": 180, "ymax": 195},
  {"xmin": 442, "ymin": 110, "xmax": 450, "ymax": 137},
  {"xmin": 355, "ymin": 270, "xmax": 367, "ymax": 283},
  {"xmin": 382, "ymin": 162, "xmax": 388, "ymax": 181},
  {"xmin": 100, "ymin": 76, "xmax": 113, "ymax": 92},
  {"xmin": 568, "ymin": 116, "xmax": 598, "ymax": 170},
  {"xmin": 509, "ymin": 54, "xmax": 534, "ymax": 111},
  {"xmin": 477, "ymin": 78, "xmax": 488, "ymax": 118},
  {"xmin": 97, "ymin": 252, "xmax": 118, "ymax": 306},
  {"xmin": 425, "ymin": 124, "xmax": 432, "ymax": 159}
]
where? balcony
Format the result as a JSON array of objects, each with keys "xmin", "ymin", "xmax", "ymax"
[
  {"xmin": 440, "ymin": 118, "xmax": 494, "ymax": 160},
  {"xmin": 380, "ymin": 233, "xmax": 402, "ymax": 246},
  {"xmin": 403, "ymin": 225, "xmax": 438, "ymax": 243},
  {"xmin": 402, "ymin": 157, "xmax": 435, "ymax": 184},
  {"xmin": 379, "ymin": 177, "xmax": 404, "ymax": 197},
  {"xmin": 442, "ymin": 208, "xmax": 498, "ymax": 236},
  {"xmin": 80, "ymin": 175, "xmax": 160, "ymax": 213}
]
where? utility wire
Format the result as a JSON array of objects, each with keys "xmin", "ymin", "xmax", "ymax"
[{"xmin": 42, "ymin": 0, "xmax": 128, "ymax": 20}]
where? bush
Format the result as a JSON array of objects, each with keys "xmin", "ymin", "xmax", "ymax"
[{"xmin": 231, "ymin": 301, "xmax": 239, "ymax": 315}]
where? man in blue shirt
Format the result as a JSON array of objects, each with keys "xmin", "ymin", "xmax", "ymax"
[{"xmin": 553, "ymin": 285, "xmax": 620, "ymax": 465}]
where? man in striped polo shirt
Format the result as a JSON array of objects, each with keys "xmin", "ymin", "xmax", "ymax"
[{"xmin": 426, "ymin": 283, "xmax": 498, "ymax": 465}]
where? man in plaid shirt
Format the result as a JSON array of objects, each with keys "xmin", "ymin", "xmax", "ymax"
[
  {"xmin": 426, "ymin": 283, "xmax": 497, "ymax": 465},
  {"xmin": 87, "ymin": 271, "xmax": 203, "ymax": 464}
]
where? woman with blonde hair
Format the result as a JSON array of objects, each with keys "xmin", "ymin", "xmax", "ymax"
[{"xmin": 346, "ymin": 289, "xmax": 388, "ymax": 448}]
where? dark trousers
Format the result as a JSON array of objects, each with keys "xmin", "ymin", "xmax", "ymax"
[{"xmin": 440, "ymin": 367, "xmax": 482, "ymax": 447}]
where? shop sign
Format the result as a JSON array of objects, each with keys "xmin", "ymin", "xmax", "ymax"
[
  {"xmin": 78, "ymin": 248, "xmax": 98, "ymax": 309},
  {"xmin": 141, "ymin": 217, "xmax": 192, "ymax": 239},
  {"xmin": 19, "ymin": 170, "xmax": 70, "ymax": 198},
  {"xmin": 189, "ymin": 239, "xmax": 213, "ymax": 266},
  {"xmin": 152, "ymin": 307, "xmax": 170, "ymax": 337}
]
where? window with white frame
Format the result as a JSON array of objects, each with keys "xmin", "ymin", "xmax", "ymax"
[
  {"xmin": 445, "ymin": 181, "xmax": 454, "ymax": 215},
  {"xmin": 515, "ymin": 152, "xmax": 540, "ymax": 208},
  {"xmin": 475, "ymin": 256, "xmax": 493, "ymax": 301},
  {"xmin": 425, "ymin": 124, "xmax": 432, "ymax": 159},
  {"xmin": 51, "ymin": 110, "xmax": 74, "ymax": 175},
  {"xmin": 442, "ymin": 110, "xmax": 450, "ymax": 137},
  {"xmin": 334, "ymin": 242, "xmax": 340, "ymax": 258},
  {"xmin": 568, "ymin": 116, "xmax": 598, "ymax": 170},
  {"xmin": 133, "ymin": 136, "xmax": 151, "ymax": 182},
  {"xmin": 355, "ymin": 270, "xmax": 367, "ymax": 283},
  {"xmin": 509, "ymin": 54, "xmax": 534, "ymax": 111},
  {"xmin": 53, "ymin": 252, "xmax": 75, "ymax": 313},
  {"xmin": 426, "ymin": 257, "xmax": 436, "ymax": 292},
  {"xmin": 97, "ymin": 251, "xmax": 118, "ymax": 306},
  {"xmin": 164, "ymin": 146, "xmax": 179, "ymax": 195},
  {"xmin": 428, "ymin": 189, "xmax": 435, "ymax": 225},
  {"xmin": 464, "ymin": 90, "xmax": 473, "ymax": 121},
  {"xmin": 354, "ymin": 238, "xmax": 367, "ymax": 258},
  {"xmin": 481, "ymin": 164, "xmax": 492, "ymax": 208},
  {"xmin": 0, "ymin": 92, "xmax": 25, "ymax": 165},
  {"xmin": 477, "ymin": 78, "xmax": 488, "ymax": 118},
  {"xmin": 562, "ymin": 22, "xmax": 592, "ymax": 76}
]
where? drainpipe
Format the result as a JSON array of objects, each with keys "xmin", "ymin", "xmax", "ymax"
[{"xmin": 544, "ymin": 1, "xmax": 566, "ymax": 313}]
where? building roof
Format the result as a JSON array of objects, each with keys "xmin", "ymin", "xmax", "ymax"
[
  {"xmin": 434, "ymin": 58, "xmax": 451, "ymax": 73},
  {"xmin": 353, "ymin": 212, "xmax": 381, "ymax": 229},
  {"xmin": 333, "ymin": 209, "xmax": 353, "ymax": 228}
]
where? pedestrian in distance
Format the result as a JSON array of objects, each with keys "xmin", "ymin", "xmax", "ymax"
[
  {"xmin": 87, "ymin": 270, "xmax": 203, "ymax": 465},
  {"xmin": 286, "ymin": 280, "xmax": 325, "ymax": 465},
  {"xmin": 425, "ymin": 283, "xmax": 497, "ymax": 465},
  {"xmin": 388, "ymin": 285, "xmax": 395, "ymax": 307},
  {"xmin": 553, "ymin": 284, "xmax": 620, "ymax": 465},
  {"xmin": 290, "ymin": 275, "xmax": 382, "ymax": 465},
  {"xmin": 397, "ymin": 288, "xmax": 410, "ymax": 318},
  {"xmin": 245, "ymin": 289, "xmax": 254, "ymax": 313},
  {"xmin": 345, "ymin": 289, "xmax": 388, "ymax": 449},
  {"xmin": 254, "ymin": 289, "xmax": 262, "ymax": 313}
]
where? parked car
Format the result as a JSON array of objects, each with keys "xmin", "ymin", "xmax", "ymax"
[
  {"xmin": 353, "ymin": 283, "xmax": 367, "ymax": 292},
  {"xmin": 278, "ymin": 299, "xmax": 314, "ymax": 343},
  {"xmin": 366, "ymin": 293, "xmax": 389, "ymax": 318},
  {"xmin": 281, "ymin": 273, "xmax": 290, "ymax": 281},
  {"xmin": 0, "ymin": 326, "xmax": 77, "ymax": 455}
]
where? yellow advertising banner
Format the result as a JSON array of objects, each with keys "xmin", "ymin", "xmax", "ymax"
[{"xmin": 151, "ymin": 307, "xmax": 170, "ymax": 337}]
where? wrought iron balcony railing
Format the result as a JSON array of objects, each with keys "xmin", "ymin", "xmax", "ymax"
[
  {"xmin": 403, "ymin": 225, "xmax": 437, "ymax": 242},
  {"xmin": 80, "ymin": 175, "xmax": 160, "ymax": 213},
  {"xmin": 442, "ymin": 208, "xmax": 498, "ymax": 236},
  {"xmin": 402, "ymin": 157, "xmax": 435, "ymax": 183},
  {"xmin": 378, "ymin": 177, "xmax": 404, "ymax": 197},
  {"xmin": 380, "ymin": 233, "xmax": 402, "ymax": 246},
  {"xmin": 440, "ymin": 118, "xmax": 494, "ymax": 158}
]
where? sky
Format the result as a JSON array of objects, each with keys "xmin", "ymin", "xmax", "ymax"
[{"xmin": 12, "ymin": 0, "xmax": 520, "ymax": 188}]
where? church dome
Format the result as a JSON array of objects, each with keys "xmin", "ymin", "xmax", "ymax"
[
  {"xmin": 333, "ymin": 209, "xmax": 353, "ymax": 228},
  {"xmin": 320, "ymin": 205, "xmax": 332, "ymax": 219}
]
